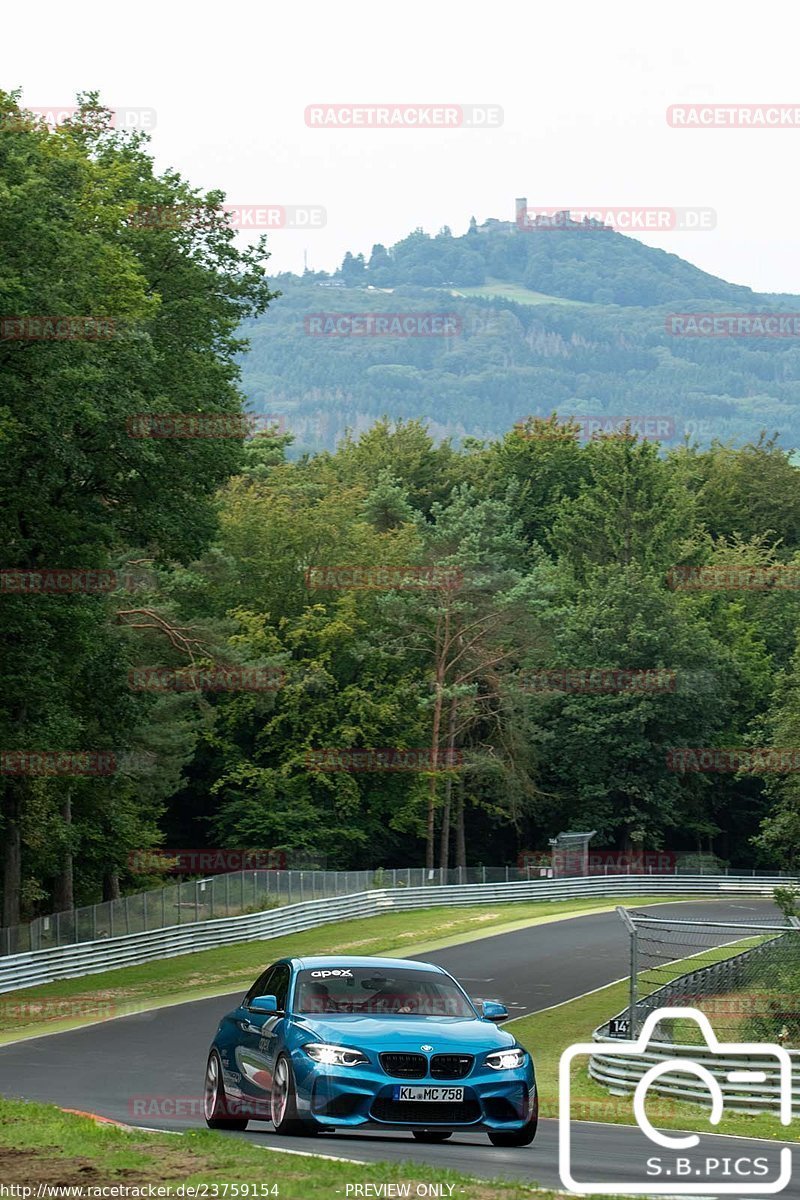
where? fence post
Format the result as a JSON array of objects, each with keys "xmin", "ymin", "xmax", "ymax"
[
  {"xmin": 143, "ymin": 891, "xmax": 147, "ymax": 931},
  {"xmin": 92, "ymin": 905, "xmax": 97, "ymax": 942},
  {"xmin": 617, "ymin": 906, "xmax": 638, "ymax": 1036},
  {"xmin": 225, "ymin": 873, "xmax": 230, "ymax": 915},
  {"xmin": 162, "ymin": 887, "xmax": 166, "ymax": 927},
  {"xmin": 125, "ymin": 895, "xmax": 130, "ymax": 934}
]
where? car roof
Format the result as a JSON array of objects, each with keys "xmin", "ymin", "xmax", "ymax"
[{"xmin": 288, "ymin": 955, "xmax": 445, "ymax": 973}]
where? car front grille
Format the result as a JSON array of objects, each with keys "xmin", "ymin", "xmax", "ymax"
[
  {"xmin": 430, "ymin": 1053, "xmax": 473, "ymax": 1079},
  {"xmin": 379, "ymin": 1052, "xmax": 427, "ymax": 1078},
  {"xmin": 371, "ymin": 1096, "xmax": 481, "ymax": 1124}
]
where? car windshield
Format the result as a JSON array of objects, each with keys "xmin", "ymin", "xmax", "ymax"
[{"xmin": 293, "ymin": 966, "xmax": 476, "ymax": 1016}]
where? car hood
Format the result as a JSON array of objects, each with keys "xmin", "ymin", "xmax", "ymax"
[{"xmin": 291, "ymin": 1013, "xmax": 516, "ymax": 1051}]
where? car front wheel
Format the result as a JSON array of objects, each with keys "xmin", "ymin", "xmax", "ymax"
[
  {"xmin": 204, "ymin": 1050, "xmax": 248, "ymax": 1131},
  {"xmin": 270, "ymin": 1053, "xmax": 320, "ymax": 1136}
]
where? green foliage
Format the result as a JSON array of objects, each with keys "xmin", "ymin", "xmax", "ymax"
[
  {"xmin": 4, "ymin": 101, "xmax": 800, "ymax": 920},
  {"xmin": 772, "ymin": 886, "xmax": 800, "ymax": 919},
  {"xmin": 245, "ymin": 218, "xmax": 800, "ymax": 455}
]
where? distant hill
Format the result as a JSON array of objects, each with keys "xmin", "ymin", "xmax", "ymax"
[{"xmin": 239, "ymin": 217, "xmax": 800, "ymax": 454}]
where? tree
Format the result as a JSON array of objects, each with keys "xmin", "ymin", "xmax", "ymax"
[
  {"xmin": 527, "ymin": 563, "xmax": 737, "ymax": 851},
  {"xmin": 671, "ymin": 435, "xmax": 800, "ymax": 551},
  {"xmin": 0, "ymin": 91, "xmax": 275, "ymax": 921},
  {"xmin": 551, "ymin": 433, "xmax": 696, "ymax": 581},
  {"xmin": 379, "ymin": 486, "xmax": 539, "ymax": 867}
]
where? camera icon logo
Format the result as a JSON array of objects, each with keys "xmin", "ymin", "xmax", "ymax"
[{"xmin": 559, "ymin": 1006, "xmax": 793, "ymax": 1195}]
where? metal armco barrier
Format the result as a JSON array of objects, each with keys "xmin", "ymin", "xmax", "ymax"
[
  {"xmin": 590, "ymin": 1031, "xmax": 799, "ymax": 1115},
  {"xmin": 0, "ymin": 874, "xmax": 794, "ymax": 996}
]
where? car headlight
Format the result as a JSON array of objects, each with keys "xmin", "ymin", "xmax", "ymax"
[
  {"xmin": 302, "ymin": 1042, "xmax": 369, "ymax": 1067},
  {"xmin": 485, "ymin": 1047, "xmax": 527, "ymax": 1070}
]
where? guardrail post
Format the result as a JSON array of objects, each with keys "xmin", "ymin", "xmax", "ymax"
[{"xmin": 616, "ymin": 906, "xmax": 638, "ymax": 1035}]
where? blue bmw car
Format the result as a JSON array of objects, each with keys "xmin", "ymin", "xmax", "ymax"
[{"xmin": 204, "ymin": 955, "xmax": 537, "ymax": 1146}]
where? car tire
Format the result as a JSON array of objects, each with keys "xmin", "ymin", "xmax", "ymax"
[
  {"xmin": 487, "ymin": 1093, "xmax": 538, "ymax": 1146},
  {"xmin": 412, "ymin": 1130, "xmax": 453, "ymax": 1143},
  {"xmin": 270, "ymin": 1053, "xmax": 319, "ymax": 1136},
  {"xmin": 204, "ymin": 1049, "xmax": 249, "ymax": 1131}
]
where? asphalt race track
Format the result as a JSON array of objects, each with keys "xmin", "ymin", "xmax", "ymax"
[{"xmin": 1, "ymin": 897, "xmax": 796, "ymax": 1193}]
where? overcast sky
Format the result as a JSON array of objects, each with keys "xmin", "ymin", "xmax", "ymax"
[{"xmin": 4, "ymin": 0, "xmax": 800, "ymax": 292}]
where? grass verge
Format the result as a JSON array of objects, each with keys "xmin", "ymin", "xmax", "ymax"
[
  {"xmin": 0, "ymin": 895, "xmax": 691, "ymax": 1042},
  {"xmin": 451, "ymin": 281, "xmax": 598, "ymax": 306},
  {"xmin": 0, "ymin": 1096, "xmax": 556, "ymax": 1197}
]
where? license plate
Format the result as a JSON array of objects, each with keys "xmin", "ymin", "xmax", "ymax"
[{"xmin": 392, "ymin": 1086, "xmax": 464, "ymax": 1102}]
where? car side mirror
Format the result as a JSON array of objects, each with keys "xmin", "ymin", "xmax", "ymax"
[
  {"xmin": 249, "ymin": 994, "xmax": 279, "ymax": 1014},
  {"xmin": 482, "ymin": 1000, "xmax": 509, "ymax": 1022}
]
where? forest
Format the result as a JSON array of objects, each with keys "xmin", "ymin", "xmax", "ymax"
[
  {"xmin": 239, "ymin": 222, "xmax": 800, "ymax": 454},
  {"xmin": 3, "ymin": 92, "xmax": 800, "ymax": 932}
]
